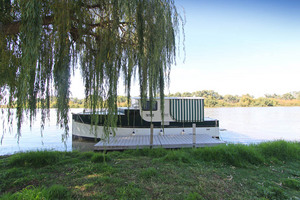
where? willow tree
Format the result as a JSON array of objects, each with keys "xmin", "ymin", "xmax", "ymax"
[{"xmin": 0, "ymin": 0, "xmax": 183, "ymax": 138}]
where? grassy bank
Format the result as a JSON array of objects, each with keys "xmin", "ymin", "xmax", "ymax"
[{"xmin": 0, "ymin": 141, "xmax": 299, "ymax": 199}]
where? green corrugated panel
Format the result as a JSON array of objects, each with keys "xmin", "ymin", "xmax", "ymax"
[
  {"xmin": 169, "ymin": 99, "xmax": 204, "ymax": 122},
  {"xmin": 202, "ymin": 99, "xmax": 204, "ymax": 121}
]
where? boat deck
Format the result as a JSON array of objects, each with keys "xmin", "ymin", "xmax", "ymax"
[{"xmin": 94, "ymin": 134, "xmax": 225, "ymax": 151}]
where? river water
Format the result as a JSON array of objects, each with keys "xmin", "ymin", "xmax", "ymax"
[{"xmin": 0, "ymin": 107, "xmax": 299, "ymax": 155}]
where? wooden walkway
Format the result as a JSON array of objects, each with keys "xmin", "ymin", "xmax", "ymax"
[{"xmin": 94, "ymin": 134, "xmax": 225, "ymax": 151}]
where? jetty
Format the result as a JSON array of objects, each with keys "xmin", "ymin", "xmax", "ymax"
[{"xmin": 94, "ymin": 133, "xmax": 225, "ymax": 151}]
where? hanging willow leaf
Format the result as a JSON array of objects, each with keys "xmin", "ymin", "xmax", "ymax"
[{"xmin": 0, "ymin": 0, "xmax": 184, "ymax": 139}]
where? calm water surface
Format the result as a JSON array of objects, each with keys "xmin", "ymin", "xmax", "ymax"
[
  {"xmin": 205, "ymin": 107, "xmax": 300, "ymax": 144},
  {"xmin": 0, "ymin": 107, "xmax": 299, "ymax": 155}
]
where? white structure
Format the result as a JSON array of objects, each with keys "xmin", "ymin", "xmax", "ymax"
[{"xmin": 72, "ymin": 97, "xmax": 219, "ymax": 140}]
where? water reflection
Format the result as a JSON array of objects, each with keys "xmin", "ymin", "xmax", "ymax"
[
  {"xmin": 72, "ymin": 139, "xmax": 96, "ymax": 152},
  {"xmin": 220, "ymin": 130, "xmax": 266, "ymax": 144}
]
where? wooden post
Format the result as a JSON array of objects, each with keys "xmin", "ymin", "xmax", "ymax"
[
  {"xmin": 150, "ymin": 123, "xmax": 154, "ymax": 148},
  {"xmin": 193, "ymin": 123, "xmax": 196, "ymax": 148}
]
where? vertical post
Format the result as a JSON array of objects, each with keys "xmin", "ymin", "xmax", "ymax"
[
  {"xmin": 150, "ymin": 123, "xmax": 154, "ymax": 148},
  {"xmin": 193, "ymin": 123, "xmax": 196, "ymax": 148}
]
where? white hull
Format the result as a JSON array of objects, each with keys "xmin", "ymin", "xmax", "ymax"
[{"xmin": 72, "ymin": 120, "xmax": 219, "ymax": 139}]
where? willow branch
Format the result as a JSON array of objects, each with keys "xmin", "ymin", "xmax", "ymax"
[
  {"xmin": 2, "ymin": 15, "xmax": 131, "ymax": 38},
  {"xmin": 2, "ymin": 16, "xmax": 54, "ymax": 35}
]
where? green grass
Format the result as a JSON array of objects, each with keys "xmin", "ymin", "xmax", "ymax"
[
  {"xmin": 257, "ymin": 140, "xmax": 300, "ymax": 161},
  {"xmin": 8, "ymin": 150, "xmax": 61, "ymax": 168},
  {"xmin": 139, "ymin": 167, "xmax": 158, "ymax": 179},
  {"xmin": 0, "ymin": 184, "xmax": 72, "ymax": 200},
  {"xmin": 191, "ymin": 143, "xmax": 265, "ymax": 167},
  {"xmin": 0, "ymin": 140, "xmax": 299, "ymax": 199},
  {"xmin": 91, "ymin": 153, "xmax": 111, "ymax": 163},
  {"xmin": 47, "ymin": 184, "xmax": 71, "ymax": 199},
  {"xmin": 282, "ymin": 178, "xmax": 300, "ymax": 190}
]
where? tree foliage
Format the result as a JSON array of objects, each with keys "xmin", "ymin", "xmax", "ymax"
[
  {"xmin": 0, "ymin": 0, "xmax": 184, "ymax": 138},
  {"xmin": 167, "ymin": 90, "xmax": 300, "ymax": 107}
]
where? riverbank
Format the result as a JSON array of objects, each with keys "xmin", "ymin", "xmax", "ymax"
[
  {"xmin": 1, "ymin": 141, "xmax": 299, "ymax": 199},
  {"xmin": 67, "ymin": 97, "xmax": 300, "ymax": 108},
  {"xmin": 205, "ymin": 98, "xmax": 300, "ymax": 107},
  {"xmin": 1, "ymin": 96, "xmax": 300, "ymax": 108}
]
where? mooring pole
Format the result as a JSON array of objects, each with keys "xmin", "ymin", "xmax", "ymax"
[
  {"xmin": 150, "ymin": 123, "xmax": 154, "ymax": 148},
  {"xmin": 193, "ymin": 123, "xmax": 196, "ymax": 148}
]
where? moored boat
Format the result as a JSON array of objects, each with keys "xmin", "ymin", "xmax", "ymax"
[{"xmin": 72, "ymin": 97, "xmax": 219, "ymax": 140}]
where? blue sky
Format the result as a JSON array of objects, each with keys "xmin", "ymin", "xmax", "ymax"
[
  {"xmin": 71, "ymin": 0, "xmax": 300, "ymax": 98},
  {"xmin": 169, "ymin": 0, "xmax": 300, "ymax": 97}
]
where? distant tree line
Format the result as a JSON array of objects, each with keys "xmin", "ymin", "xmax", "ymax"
[
  {"xmin": 52, "ymin": 90, "xmax": 300, "ymax": 108},
  {"xmin": 4, "ymin": 91, "xmax": 298, "ymax": 108},
  {"xmin": 50, "ymin": 96, "xmax": 129, "ymax": 108},
  {"xmin": 166, "ymin": 90, "xmax": 300, "ymax": 107}
]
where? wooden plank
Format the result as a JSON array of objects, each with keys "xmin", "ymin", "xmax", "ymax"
[
  {"xmin": 193, "ymin": 123, "xmax": 196, "ymax": 147},
  {"xmin": 195, "ymin": 134, "xmax": 225, "ymax": 147},
  {"xmin": 94, "ymin": 134, "xmax": 225, "ymax": 151},
  {"xmin": 94, "ymin": 135, "xmax": 150, "ymax": 150},
  {"xmin": 157, "ymin": 135, "xmax": 192, "ymax": 148},
  {"xmin": 150, "ymin": 124, "xmax": 153, "ymax": 148}
]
